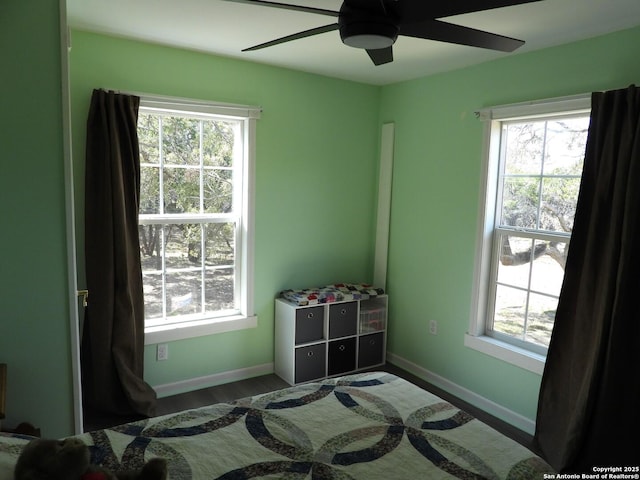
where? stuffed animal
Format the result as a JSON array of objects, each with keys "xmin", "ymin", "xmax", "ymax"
[{"xmin": 13, "ymin": 438, "xmax": 167, "ymax": 480}]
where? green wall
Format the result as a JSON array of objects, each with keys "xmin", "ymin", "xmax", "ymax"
[
  {"xmin": 0, "ymin": 1, "xmax": 75, "ymax": 437},
  {"xmin": 381, "ymin": 26, "xmax": 640, "ymax": 423},
  {"xmin": 69, "ymin": 31, "xmax": 381, "ymax": 391}
]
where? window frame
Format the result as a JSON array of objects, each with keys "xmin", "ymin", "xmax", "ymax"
[
  {"xmin": 466, "ymin": 94, "xmax": 591, "ymax": 374},
  {"xmin": 137, "ymin": 94, "xmax": 261, "ymax": 344}
]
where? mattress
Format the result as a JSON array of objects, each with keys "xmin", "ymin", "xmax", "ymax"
[{"xmin": 0, "ymin": 371, "xmax": 554, "ymax": 479}]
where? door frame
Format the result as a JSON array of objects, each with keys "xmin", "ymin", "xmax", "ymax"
[{"xmin": 60, "ymin": 0, "xmax": 84, "ymax": 434}]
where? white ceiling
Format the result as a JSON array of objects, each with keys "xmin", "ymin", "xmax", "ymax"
[{"xmin": 66, "ymin": 0, "xmax": 640, "ymax": 86}]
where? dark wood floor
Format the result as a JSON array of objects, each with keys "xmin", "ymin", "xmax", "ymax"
[
  {"xmin": 155, "ymin": 372, "xmax": 289, "ymax": 416},
  {"xmin": 84, "ymin": 363, "xmax": 539, "ymax": 455}
]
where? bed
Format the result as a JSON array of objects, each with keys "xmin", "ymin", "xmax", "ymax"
[{"xmin": 0, "ymin": 371, "xmax": 553, "ymax": 479}]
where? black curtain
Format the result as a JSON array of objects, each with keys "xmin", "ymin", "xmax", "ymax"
[
  {"xmin": 535, "ymin": 85, "xmax": 640, "ymax": 471},
  {"xmin": 81, "ymin": 89, "xmax": 156, "ymax": 419}
]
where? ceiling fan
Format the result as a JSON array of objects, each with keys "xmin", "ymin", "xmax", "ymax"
[{"xmin": 225, "ymin": 0, "xmax": 542, "ymax": 65}]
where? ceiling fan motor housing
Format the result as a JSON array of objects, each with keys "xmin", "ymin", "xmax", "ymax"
[{"xmin": 338, "ymin": 4, "xmax": 399, "ymax": 49}]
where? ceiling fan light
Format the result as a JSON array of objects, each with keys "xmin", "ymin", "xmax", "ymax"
[
  {"xmin": 339, "ymin": 14, "xmax": 399, "ymax": 51},
  {"xmin": 343, "ymin": 33, "xmax": 394, "ymax": 50}
]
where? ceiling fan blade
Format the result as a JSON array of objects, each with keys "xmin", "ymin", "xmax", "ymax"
[
  {"xmin": 367, "ymin": 46, "xmax": 393, "ymax": 65},
  {"xmin": 397, "ymin": 0, "xmax": 543, "ymax": 22},
  {"xmin": 401, "ymin": 19, "xmax": 524, "ymax": 52},
  {"xmin": 225, "ymin": 0, "xmax": 338, "ymax": 17},
  {"xmin": 242, "ymin": 24, "xmax": 339, "ymax": 51}
]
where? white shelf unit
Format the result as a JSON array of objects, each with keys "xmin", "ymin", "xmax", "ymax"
[{"xmin": 274, "ymin": 295, "xmax": 387, "ymax": 385}]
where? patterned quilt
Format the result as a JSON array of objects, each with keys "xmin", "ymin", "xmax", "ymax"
[
  {"xmin": 280, "ymin": 283, "xmax": 385, "ymax": 306},
  {"xmin": 0, "ymin": 372, "xmax": 553, "ymax": 479}
]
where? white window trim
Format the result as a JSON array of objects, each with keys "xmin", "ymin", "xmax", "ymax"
[
  {"xmin": 466, "ymin": 94, "xmax": 591, "ymax": 374},
  {"xmin": 137, "ymin": 94, "xmax": 261, "ymax": 345},
  {"xmin": 145, "ymin": 314, "xmax": 257, "ymax": 344}
]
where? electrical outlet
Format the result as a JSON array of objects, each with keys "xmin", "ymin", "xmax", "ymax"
[
  {"xmin": 429, "ymin": 320, "xmax": 438, "ymax": 335},
  {"xmin": 157, "ymin": 343, "xmax": 169, "ymax": 361}
]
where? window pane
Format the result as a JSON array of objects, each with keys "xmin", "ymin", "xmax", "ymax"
[
  {"xmin": 497, "ymin": 235, "xmax": 533, "ymax": 289},
  {"xmin": 204, "ymin": 169, "xmax": 233, "ymax": 213},
  {"xmin": 162, "ymin": 117, "xmax": 200, "ymax": 166},
  {"xmin": 540, "ymin": 177, "xmax": 580, "ymax": 233},
  {"xmin": 205, "ymin": 223, "xmax": 235, "ymax": 266},
  {"xmin": 164, "ymin": 167, "xmax": 201, "ymax": 214},
  {"xmin": 530, "ymin": 241, "xmax": 567, "ymax": 296},
  {"xmin": 204, "ymin": 267, "xmax": 235, "ymax": 312},
  {"xmin": 501, "ymin": 177, "xmax": 540, "ymax": 229},
  {"xmin": 139, "ymin": 225, "xmax": 162, "ymax": 262},
  {"xmin": 138, "ymin": 113, "xmax": 160, "ymax": 165},
  {"xmin": 140, "ymin": 166, "xmax": 160, "ymax": 214},
  {"xmin": 504, "ymin": 122, "xmax": 545, "ymax": 175},
  {"xmin": 143, "ymin": 272, "xmax": 163, "ymax": 319},
  {"xmin": 165, "ymin": 224, "xmax": 202, "ymax": 269},
  {"xmin": 203, "ymin": 120, "xmax": 234, "ymax": 167},
  {"xmin": 166, "ymin": 271, "xmax": 202, "ymax": 316},
  {"xmin": 493, "ymin": 285, "xmax": 527, "ymax": 340},
  {"xmin": 526, "ymin": 293, "xmax": 558, "ymax": 347},
  {"xmin": 543, "ymin": 118, "xmax": 589, "ymax": 175}
]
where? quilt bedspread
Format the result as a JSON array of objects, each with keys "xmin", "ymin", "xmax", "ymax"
[{"xmin": 0, "ymin": 372, "xmax": 554, "ymax": 479}]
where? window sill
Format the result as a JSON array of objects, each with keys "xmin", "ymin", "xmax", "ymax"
[
  {"xmin": 464, "ymin": 334, "xmax": 545, "ymax": 375},
  {"xmin": 145, "ymin": 314, "xmax": 258, "ymax": 345}
]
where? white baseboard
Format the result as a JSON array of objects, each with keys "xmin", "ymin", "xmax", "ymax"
[
  {"xmin": 152, "ymin": 362, "xmax": 274, "ymax": 398},
  {"xmin": 386, "ymin": 352, "xmax": 536, "ymax": 435}
]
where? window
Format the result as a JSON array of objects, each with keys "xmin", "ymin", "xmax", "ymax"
[
  {"xmin": 137, "ymin": 96, "xmax": 260, "ymax": 343},
  {"xmin": 467, "ymin": 95, "xmax": 591, "ymax": 372}
]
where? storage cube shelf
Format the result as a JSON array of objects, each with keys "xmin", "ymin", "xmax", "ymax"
[{"xmin": 275, "ymin": 295, "xmax": 387, "ymax": 385}]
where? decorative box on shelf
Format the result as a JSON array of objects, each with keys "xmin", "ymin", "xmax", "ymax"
[{"xmin": 274, "ymin": 283, "xmax": 387, "ymax": 385}]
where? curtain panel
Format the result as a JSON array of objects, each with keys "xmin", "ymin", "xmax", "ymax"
[
  {"xmin": 535, "ymin": 85, "xmax": 640, "ymax": 471},
  {"xmin": 82, "ymin": 89, "xmax": 156, "ymax": 419}
]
